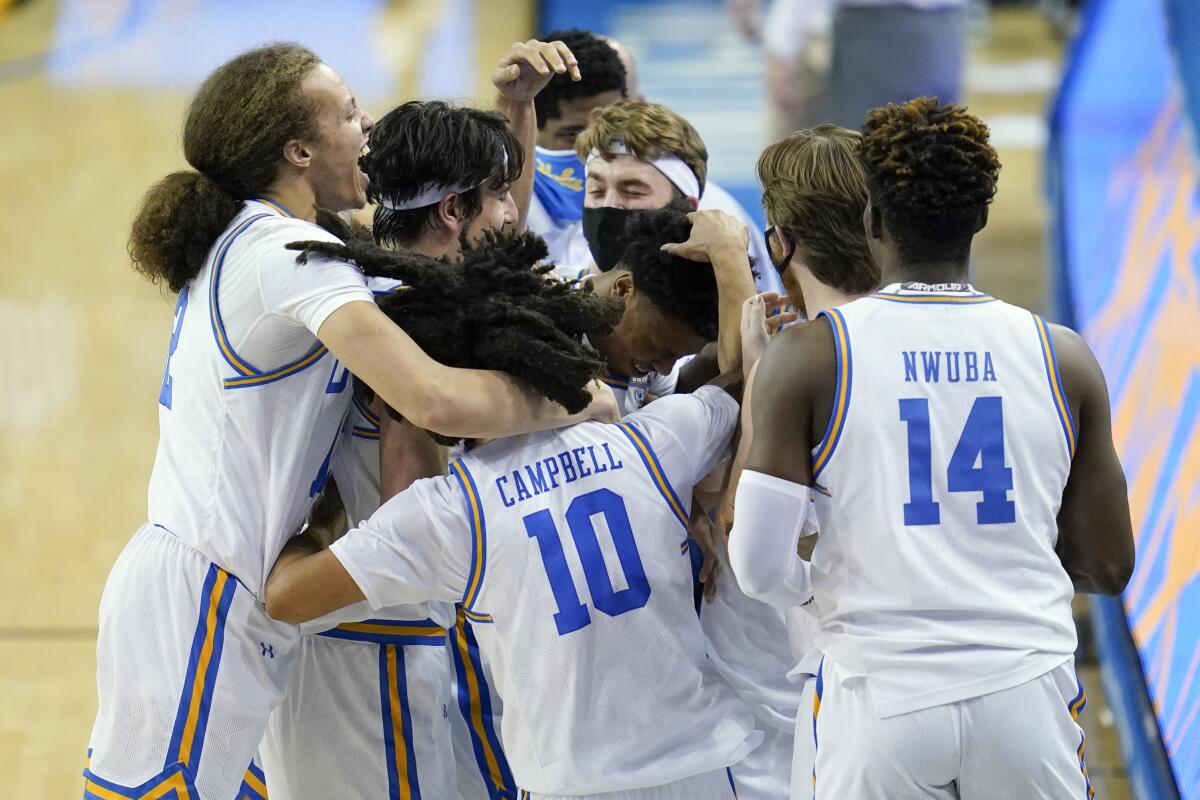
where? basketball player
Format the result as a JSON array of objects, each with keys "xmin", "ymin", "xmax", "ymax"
[
  {"xmin": 729, "ymin": 98, "xmax": 1134, "ymax": 798},
  {"xmin": 84, "ymin": 43, "xmax": 615, "ymax": 800},
  {"xmin": 696, "ymin": 125, "xmax": 879, "ymax": 800},
  {"xmin": 259, "ymin": 96, "xmax": 531, "ymax": 799},
  {"xmin": 601, "ymin": 36, "xmax": 782, "ymax": 296},
  {"xmin": 528, "ymin": 28, "xmax": 627, "ymax": 271},
  {"xmin": 264, "ymin": 230, "xmax": 762, "ymax": 799},
  {"xmin": 586, "ymin": 204, "xmax": 758, "ymax": 415}
]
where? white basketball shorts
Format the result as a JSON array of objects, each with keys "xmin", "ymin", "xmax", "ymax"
[
  {"xmin": 808, "ymin": 656, "xmax": 1094, "ymax": 799},
  {"xmin": 86, "ymin": 523, "xmax": 299, "ymax": 800},
  {"xmin": 519, "ymin": 767, "xmax": 741, "ymax": 800},
  {"xmin": 260, "ymin": 620, "xmax": 456, "ymax": 799}
]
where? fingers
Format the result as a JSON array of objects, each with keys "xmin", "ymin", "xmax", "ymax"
[
  {"xmin": 550, "ymin": 40, "xmax": 581, "ymax": 81},
  {"xmin": 765, "ymin": 311, "xmax": 801, "ymax": 332}
]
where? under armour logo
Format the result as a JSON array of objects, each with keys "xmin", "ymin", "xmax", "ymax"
[{"xmin": 260, "ymin": 642, "xmax": 274, "ymax": 658}]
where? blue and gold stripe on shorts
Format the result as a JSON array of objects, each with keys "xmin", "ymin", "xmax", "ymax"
[
  {"xmin": 452, "ymin": 606, "xmax": 514, "ymax": 798},
  {"xmin": 1067, "ymin": 679, "xmax": 1096, "ymax": 798},
  {"xmin": 811, "ymin": 308, "xmax": 851, "ymax": 483},
  {"xmin": 239, "ymin": 760, "xmax": 269, "ymax": 800},
  {"xmin": 380, "ymin": 644, "xmax": 422, "ymax": 799},
  {"xmin": 83, "ymin": 762, "xmax": 197, "ymax": 799},
  {"xmin": 166, "ymin": 563, "xmax": 238, "ymax": 772},
  {"xmin": 616, "ymin": 422, "xmax": 688, "ymax": 529},
  {"xmin": 318, "ymin": 618, "xmax": 448, "ymax": 647}
]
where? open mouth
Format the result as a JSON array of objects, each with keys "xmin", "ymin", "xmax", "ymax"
[{"xmin": 358, "ymin": 144, "xmax": 370, "ymax": 190}]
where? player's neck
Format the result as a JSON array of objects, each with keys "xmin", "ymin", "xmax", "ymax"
[
  {"xmin": 797, "ymin": 268, "xmax": 864, "ymax": 317},
  {"xmin": 261, "ymin": 179, "xmax": 319, "ymax": 223},
  {"xmin": 885, "ymin": 257, "xmax": 970, "ymax": 288},
  {"xmin": 406, "ymin": 232, "xmax": 459, "ymax": 259}
]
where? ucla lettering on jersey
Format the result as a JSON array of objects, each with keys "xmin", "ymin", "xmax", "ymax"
[{"xmin": 807, "ymin": 284, "xmax": 1078, "ymax": 719}]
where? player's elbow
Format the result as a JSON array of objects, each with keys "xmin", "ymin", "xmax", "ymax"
[
  {"xmin": 1094, "ymin": 542, "xmax": 1136, "ymax": 596},
  {"xmin": 727, "ymin": 528, "xmax": 774, "ymax": 603},
  {"xmin": 264, "ymin": 571, "xmax": 310, "ymax": 625}
]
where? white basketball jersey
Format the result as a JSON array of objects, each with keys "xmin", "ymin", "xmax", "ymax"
[
  {"xmin": 331, "ymin": 386, "xmax": 760, "ymax": 795},
  {"xmin": 147, "ymin": 199, "xmax": 372, "ymax": 593},
  {"xmin": 324, "ymin": 394, "xmax": 453, "ymax": 631},
  {"xmin": 808, "ymin": 284, "xmax": 1078, "ymax": 718}
]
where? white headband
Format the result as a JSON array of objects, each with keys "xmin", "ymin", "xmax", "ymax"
[
  {"xmin": 377, "ymin": 182, "xmax": 475, "ymax": 211},
  {"xmin": 377, "ymin": 148, "xmax": 509, "ymax": 211},
  {"xmin": 586, "ymin": 139, "xmax": 702, "ymax": 200}
]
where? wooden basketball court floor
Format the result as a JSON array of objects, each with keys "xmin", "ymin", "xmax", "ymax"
[{"xmin": 0, "ymin": 2, "xmax": 1132, "ymax": 797}]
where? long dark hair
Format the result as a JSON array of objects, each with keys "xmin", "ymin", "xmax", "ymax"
[
  {"xmin": 129, "ymin": 44, "xmax": 323, "ymax": 292},
  {"xmin": 289, "ymin": 231, "xmax": 622, "ymax": 427},
  {"xmin": 363, "ymin": 101, "xmax": 524, "ymax": 247}
]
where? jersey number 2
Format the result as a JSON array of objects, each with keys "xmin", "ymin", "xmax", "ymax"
[
  {"xmin": 158, "ymin": 286, "xmax": 190, "ymax": 409},
  {"xmin": 899, "ymin": 396, "xmax": 1015, "ymax": 526},
  {"xmin": 523, "ymin": 488, "xmax": 652, "ymax": 635}
]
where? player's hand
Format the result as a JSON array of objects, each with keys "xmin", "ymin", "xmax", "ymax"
[
  {"xmin": 741, "ymin": 292, "xmax": 798, "ymax": 375},
  {"xmin": 690, "ymin": 505, "xmax": 725, "ymax": 601},
  {"xmin": 659, "ymin": 210, "xmax": 749, "ymax": 263},
  {"xmin": 492, "ymin": 39, "xmax": 580, "ymax": 103},
  {"xmin": 583, "ymin": 379, "xmax": 620, "ymax": 423},
  {"xmin": 727, "ymin": 0, "xmax": 762, "ymax": 41}
]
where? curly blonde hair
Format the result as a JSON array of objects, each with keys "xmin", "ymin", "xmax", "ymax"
[{"xmin": 574, "ymin": 100, "xmax": 708, "ymax": 195}]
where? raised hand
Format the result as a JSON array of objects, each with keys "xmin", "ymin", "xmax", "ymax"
[
  {"xmin": 659, "ymin": 209, "xmax": 749, "ymax": 264},
  {"xmin": 492, "ymin": 39, "xmax": 581, "ymax": 104},
  {"xmin": 741, "ymin": 291, "xmax": 799, "ymax": 375}
]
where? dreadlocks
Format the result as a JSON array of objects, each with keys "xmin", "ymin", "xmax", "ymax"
[
  {"xmin": 288, "ymin": 232, "xmax": 622, "ymax": 443},
  {"xmin": 859, "ymin": 97, "xmax": 1001, "ymax": 264}
]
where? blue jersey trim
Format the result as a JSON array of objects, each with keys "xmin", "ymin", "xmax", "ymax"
[
  {"xmin": 451, "ymin": 460, "xmax": 489, "ymax": 613},
  {"xmin": 616, "ymin": 422, "xmax": 689, "ymax": 529},
  {"xmin": 811, "ymin": 309, "xmax": 852, "ymax": 483},
  {"xmin": 866, "ymin": 292, "xmax": 997, "ymax": 305},
  {"xmin": 1033, "ymin": 314, "xmax": 1079, "ymax": 459},
  {"xmin": 208, "ymin": 213, "xmax": 271, "ymax": 377}
]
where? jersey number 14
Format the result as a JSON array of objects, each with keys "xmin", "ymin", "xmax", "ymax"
[
  {"xmin": 899, "ymin": 396, "xmax": 1016, "ymax": 526},
  {"xmin": 524, "ymin": 488, "xmax": 652, "ymax": 636}
]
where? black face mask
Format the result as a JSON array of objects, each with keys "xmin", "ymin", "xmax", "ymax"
[{"xmin": 583, "ymin": 206, "xmax": 641, "ymax": 271}]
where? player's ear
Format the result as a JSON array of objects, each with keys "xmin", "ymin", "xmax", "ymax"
[
  {"xmin": 282, "ymin": 138, "xmax": 312, "ymax": 169},
  {"xmin": 974, "ymin": 206, "xmax": 989, "ymax": 233},
  {"xmin": 436, "ymin": 193, "xmax": 462, "ymax": 231},
  {"xmin": 612, "ymin": 271, "xmax": 635, "ymax": 299},
  {"xmin": 865, "ymin": 202, "xmax": 884, "ymax": 241}
]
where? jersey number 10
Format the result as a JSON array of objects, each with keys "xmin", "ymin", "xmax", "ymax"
[
  {"xmin": 899, "ymin": 396, "xmax": 1016, "ymax": 526},
  {"xmin": 524, "ymin": 488, "xmax": 652, "ymax": 636}
]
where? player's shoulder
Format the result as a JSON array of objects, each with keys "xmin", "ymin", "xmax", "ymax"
[{"xmin": 623, "ymin": 385, "xmax": 738, "ymax": 437}]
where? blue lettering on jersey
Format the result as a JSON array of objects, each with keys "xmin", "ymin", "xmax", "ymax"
[
  {"xmin": 496, "ymin": 444, "xmax": 625, "ymax": 507},
  {"xmin": 325, "ymin": 359, "xmax": 350, "ymax": 394},
  {"xmin": 903, "ymin": 350, "xmax": 997, "ymax": 383}
]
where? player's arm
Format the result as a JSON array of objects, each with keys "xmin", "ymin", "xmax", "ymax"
[
  {"xmin": 661, "ymin": 210, "xmax": 759, "ymax": 373},
  {"xmin": 317, "ymin": 301, "xmax": 617, "ymax": 439},
  {"xmin": 265, "ymin": 531, "xmax": 365, "ymax": 624},
  {"xmin": 491, "ymin": 39, "xmax": 580, "ymax": 231},
  {"xmin": 267, "ymin": 479, "xmax": 466, "ymax": 623},
  {"xmin": 726, "ymin": 320, "xmax": 834, "ymax": 606},
  {"xmin": 1050, "ymin": 324, "xmax": 1135, "ymax": 595}
]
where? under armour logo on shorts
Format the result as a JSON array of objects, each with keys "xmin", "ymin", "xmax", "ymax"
[{"xmin": 260, "ymin": 642, "xmax": 274, "ymax": 658}]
